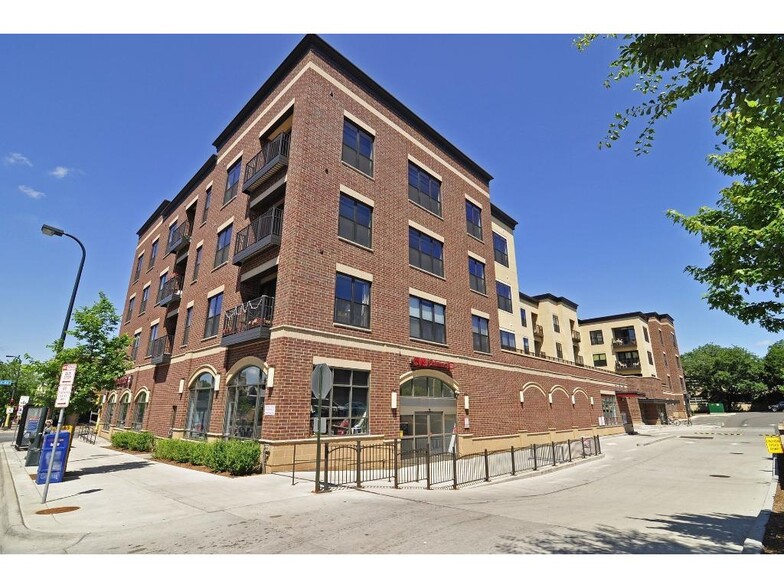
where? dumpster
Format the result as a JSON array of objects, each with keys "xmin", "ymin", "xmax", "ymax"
[{"xmin": 708, "ymin": 403, "xmax": 725, "ymax": 413}]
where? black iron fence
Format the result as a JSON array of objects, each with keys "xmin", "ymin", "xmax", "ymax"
[
  {"xmin": 77, "ymin": 422, "xmax": 97, "ymax": 444},
  {"xmin": 295, "ymin": 436, "xmax": 602, "ymax": 491}
]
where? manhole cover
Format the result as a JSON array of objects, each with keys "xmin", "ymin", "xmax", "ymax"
[
  {"xmin": 35, "ymin": 506, "xmax": 80, "ymax": 515},
  {"xmin": 709, "ymin": 474, "xmax": 731, "ymax": 478}
]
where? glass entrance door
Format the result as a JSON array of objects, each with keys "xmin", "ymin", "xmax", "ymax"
[{"xmin": 402, "ymin": 411, "xmax": 456, "ymax": 453}]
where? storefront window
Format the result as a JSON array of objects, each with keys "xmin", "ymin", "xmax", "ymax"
[
  {"xmin": 399, "ymin": 376, "xmax": 456, "ymax": 398},
  {"xmin": 399, "ymin": 376, "xmax": 457, "ymax": 453},
  {"xmin": 224, "ymin": 366, "xmax": 265, "ymax": 439},
  {"xmin": 185, "ymin": 372, "xmax": 214, "ymax": 440},
  {"xmin": 103, "ymin": 394, "xmax": 117, "ymax": 431},
  {"xmin": 601, "ymin": 396, "xmax": 619, "ymax": 426},
  {"xmin": 117, "ymin": 392, "xmax": 131, "ymax": 427},
  {"xmin": 311, "ymin": 368, "xmax": 369, "ymax": 436},
  {"xmin": 133, "ymin": 391, "xmax": 148, "ymax": 431}
]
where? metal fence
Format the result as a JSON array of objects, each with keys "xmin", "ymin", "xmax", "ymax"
[{"xmin": 300, "ymin": 436, "xmax": 602, "ymax": 491}]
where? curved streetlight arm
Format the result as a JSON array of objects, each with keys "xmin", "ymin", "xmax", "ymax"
[{"xmin": 58, "ymin": 232, "xmax": 86, "ymax": 348}]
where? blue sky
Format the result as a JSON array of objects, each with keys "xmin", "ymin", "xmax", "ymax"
[{"xmin": 0, "ymin": 33, "xmax": 778, "ymax": 360}]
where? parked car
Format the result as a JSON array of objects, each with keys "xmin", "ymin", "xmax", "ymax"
[{"xmin": 769, "ymin": 401, "xmax": 784, "ymax": 412}]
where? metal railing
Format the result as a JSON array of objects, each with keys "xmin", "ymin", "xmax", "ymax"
[
  {"xmin": 77, "ymin": 422, "xmax": 96, "ymax": 444},
  {"xmin": 166, "ymin": 220, "xmax": 191, "ymax": 253},
  {"xmin": 156, "ymin": 274, "xmax": 182, "ymax": 305},
  {"xmin": 243, "ymin": 132, "xmax": 291, "ymax": 184},
  {"xmin": 612, "ymin": 337, "xmax": 637, "ymax": 348},
  {"xmin": 150, "ymin": 335, "xmax": 172, "ymax": 362},
  {"xmin": 572, "ymin": 330, "xmax": 581, "ymax": 342},
  {"xmin": 533, "ymin": 324, "xmax": 544, "ymax": 337},
  {"xmin": 234, "ymin": 208, "xmax": 283, "ymax": 256},
  {"xmin": 615, "ymin": 361, "xmax": 641, "ymax": 370},
  {"xmin": 222, "ymin": 295, "xmax": 275, "ymax": 337}
]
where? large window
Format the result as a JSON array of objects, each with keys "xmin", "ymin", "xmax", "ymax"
[
  {"xmin": 202, "ymin": 186, "xmax": 211, "ymax": 223},
  {"xmin": 409, "ymin": 296, "xmax": 446, "ymax": 344},
  {"xmin": 520, "ymin": 308, "xmax": 527, "ymax": 327},
  {"xmin": 125, "ymin": 297, "xmax": 135, "ymax": 322},
  {"xmin": 601, "ymin": 396, "xmax": 619, "ymax": 426},
  {"xmin": 409, "ymin": 227, "xmax": 444, "ymax": 277},
  {"xmin": 214, "ymin": 225, "xmax": 232, "ymax": 268},
  {"xmin": 204, "ymin": 292, "xmax": 223, "ymax": 338},
  {"xmin": 146, "ymin": 324, "xmax": 158, "ymax": 357},
  {"xmin": 224, "ymin": 159, "xmax": 241, "ymax": 204},
  {"xmin": 472, "ymin": 314, "xmax": 490, "ymax": 353},
  {"xmin": 468, "ymin": 257, "xmax": 486, "ymax": 294},
  {"xmin": 593, "ymin": 353, "xmax": 608, "ymax": 367},
  {"xmin": 552, "ymin": 315, "xmax": 560, "ymax": 333},
  {"xmin": 130, "ymin": 333, "xmax": 140, "ymax": 361},
  {"xmin": 117, "ymin": 392, "xmax": 131, "ymax": 427},
  {"xmin": 148, "ymin": 239, "xmax": 158, "ymax": 270},
  {"xmin": 338, "ymin": 193, "xmax": 372, "ymax": 248},
  {"xmin": 132, "ymin": 391, "xmax": 148, "ymax": 431},
  {"xmin": 493, "ymin": 232, "xmax": 509, "ymax": 266},
  {"xmin": 523, "ymin": 337, "xmax": 530, "ymax": 353},
  {"xmin": 134, "ymin": 254, "xmax": 144, "ymax": 282},
  {"xmin": 192, "ymin": 246, "xmax": 202, "ymax": 281},
  {"xmin": 496, "ymin": 281, "xmax": 513, "ymax": 312},
  {"xmin": 103, "ymin": 395, "xmax": 117, "ymax": 431},
  {"xmin": 465, "ymin": 200, "xmax": 482, "ymax": 240},
  {"xmin": 225, "ymin": 366, "xmax": 266, "ymax": 439},
  {"xmin": 589, "ymin": 330, "xmax": 604, "ymax": 345},
  {"xmin": 185, "ymin": 372, "xmax": 214, "ymax": 440},
  {"xmin": 334, "ymin": 273, "xmax": 371, "ymax": 329},
  {"xmin": 408, "ymin": 161, "xmax": 441, "ymax": 216},
  {"xmin": 139, "ymin": 286, "xmax": 149, "ymax": 314},
  {"xmin": 182, "ymin": 306, "xmax": 193, "ymax": 345},
  {"xmin": 312, "ymin": 368, "xmax": 369, "ymax": 436},
  {"xmin": 399, "ymin": 377, "xmax": 457, "ymax": 454},
  {"xmin": 555, "ymin": 342, "xmax": 563, "ymax": 359},
  {"xmin": 500, "ymin": 330, "xmax": 516, "ymax": 351},
  {"xmin": 342, "ymin": 119, "xmax": 374, "ymax": 176},
  {"xmin": 616, "ymin": 350, "xmax": 641, "ymax": 368},
  {"xmin": 613, "ymin": 326, "xmax": 636, "ymax": 345}
]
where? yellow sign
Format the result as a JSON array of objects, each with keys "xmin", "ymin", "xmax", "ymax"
[{"xmin": 765, "ymin": 435, "xmax": 783, "ymax": 454}]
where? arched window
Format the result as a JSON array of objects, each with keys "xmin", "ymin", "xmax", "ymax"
[
  {"xmin": 133, "ymin": 390, "xmax": 149, "ymax": 431},
  {"xmin": 224, "ymin": 366, "xmax": 265, "ymax": 439},
  {"xmin": 399, "ymin": 376, "xmax": 456, "ymax": 398},
  {"xmin": 117, "ymin": 392, "xmax": 132, "ymax": 427},
  {"xmin": 398, "ymin": 375, "xmax": 457, "ymax": 453},
  {"xmin": 103, "ymin": 394, "xmax": 117, "ymax": 431},
  {"xmin": 185, "ymin": 372, "xmax": 214, "ymax": 440}
]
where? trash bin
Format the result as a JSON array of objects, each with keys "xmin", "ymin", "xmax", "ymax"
[{"xmin": 708, "ymin": 403, "xmax": 725, "ymax": 413}]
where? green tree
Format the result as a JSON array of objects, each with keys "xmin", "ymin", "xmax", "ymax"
[
  {"xmin": 763, "ymin": 340, "xmax": 784, "ymax": 396},
  {"xmin": 0, "ymin": 357, "xmax": 40, "ymax": 408},
  {"xmin": 31, "ymin": 292, "xmax": 132, "ymax": 417},
  {"xmin": 681, "ymin": 343, "xmax": 766, "ymax": 406}
]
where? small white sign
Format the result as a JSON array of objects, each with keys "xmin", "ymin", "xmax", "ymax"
[
  {"xmin": 59, "ymin": 363, "xmax": 77, "ymax": 385},
  {"xmin": 5, "ymin": 407, "xmax": 12, "ymax": 415},
  {"xmin": 264, "ymin": 404, "xmax": 276, "ymax": 416},
  {"xmin": 16, "ymin": 396, "xmax": 30, "ymax": 416},
  {"xmin": 55, "ymin": 385, "xmax": 72, "ymax": 408}
]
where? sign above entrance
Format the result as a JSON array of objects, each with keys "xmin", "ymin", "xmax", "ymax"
[
  {"xmin": 410, "ymin": 357, "xmax": 454, "ymax": 371},
  {"xmin": 115, "ymin": 375, "xmax": 133, "ymax": 389}
]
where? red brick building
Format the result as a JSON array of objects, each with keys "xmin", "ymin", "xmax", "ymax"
[{"xmin": 102, "ymin": 35, "xmax": 687, "ymax": 466}]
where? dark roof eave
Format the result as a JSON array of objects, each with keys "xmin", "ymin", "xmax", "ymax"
[
  {"xmin": 532, "ymin": 293, "xmax": 579, "ymax": 310},
  {"xmin": 490, "ymin": 203, "xmax": 518, "ymax": 229},
  {"xmin": 579, "ymin": 311, "xmax": 675, "ymax": 326},
  {"xmin": 212, "ymin": 34, "xmax": 493, "ymax": 185}
]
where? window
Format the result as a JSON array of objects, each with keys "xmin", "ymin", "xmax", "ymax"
[
  {"xmin": 139, "ymin": 286, "xmax": 149, "ymax": 314},
  {"xmin": 182, "ymin": 306, "xmax": 193, "ymax": 346},
  {"xmin": 192, "ymin": 246, "xmax": 202, "ymax": 281},
  {"xmin": 103, "ymin": 395, "xmax": 116, "ymax": 430},
  {"xmin": 409, "ymin": 227, "xmax": 444, "ymax": 277},
  {"xmin": 224, "ymin": 159, "xmax": 241, "ymax": 204},
  {"xmin": 312, "ymin": 368, "xmax": 369, "ymax": 436},
  {"xmin": 493, "ymin": 232, "xmax": 509, "ymax": 266},
  {"xmin": 555, "ymin": 342, "xmax": 563, "ymax": 359},
  {"xmin": 157, "ymin": 272, "xmax": 168, "ymax": 301},
  {"xmin": 185, "ymin": 372, "xmax": 214, "ymax": 440},
  {"xmin": 500, "ymin": 330, "xmax": 516, "ymax": 351},
  {"xmin": 132, "ymin": 391, "xmax": 148, "ymax": 431},
  {"xmin": 204, "ymin": 292, "xmax": 223, "ymax": 338},
  {"xmin": 589, "ymin": 330, "xmax": 604, "ymax": 345},
  {"xmin": 613, "ymin": 326, "xmax": 636, "ymax": 345},
  {"xmin": 616, "ymin": 350, "xmax": 641, "ymax": 368},
  {"xmin": 409, "ymin": 296, "xmax": 446, "ymax": 344},
  {"xmin": 408, "ymin": 161, "xmax": 441, "ymax": 216},
  {"xmin": 225, "ymin": 366, "xmax": 266, "ymax": 439},
  {"xmin": 334, "ymin": 273, "xmax": 371, "ymax": 329},
  {"xmin": 663, "ymin": 354, "xmax": 669, "ymax": 368},
  {"xmin": 680, "ymin": 376, "xmax": 686, "ymax": 390},
  {"xmin": 167, "ymin": 222, "xmax": 179, "ymax": 248},
  {"xmin": 672, "ymin": 333, "xmax": 677, "ymax": 347},
  {"xmin": 552, "ymin": 315, "xmax": 560, "ymax": 333},
  {"xmin": 602, "ymin": 396, "xmax": 619, "ymax": 425},
  {"xmin": 523, "ymin": 337, "xmax": 530, "ymax": 353},
  {"xmin": 342, "ymin": 119, "xmax": 374, "ymax": 176},
  {"xmin": 148, "ymin": 239, "xmax": 158, "ymax": 270},
  {"xmin": 146, "ymin": 323, "xmax": 158, "ymax": 357},
  {"xmin": 468, "ymin": 257, "xmax": 486, "ymax": 294},
  {"xmin": 643, "ymin": 326, "xmax": 650, "ymax": 342},
  {"xmin": 117, "ymin": 393, "xmax": 131, "ymax": 427},
  {"xmin": 648, "ymin": 351, "xmax": 654, "ymax": 365},
  {"xmin": 399, "ymin": 376, "xmax": 456, "ymax": 452},
  {"xmin": 520, "ymin": 308, "xmax": 527, "ymax": 327},
  {"xmin": 659, "ymin": 329, "xmax": 663, "ymax": 344},
  {"xmin": 496, "ymin": 282, "xmax": 513, "ymax": 313},
  {"xmin": 214, "ymin": 225, "xmax": 232, "ymax": 267},
  {"xmin": 465, "ymin": 200, "xmax": 482, "ymax": 240},
  {"xmin": 125, "ymin": 297, "xmax": 135, "ymax": 322},
  {"xmin": 130, "ymin": 332, "xmax": 140, "ymax": 361},
  {"xmin": 667, "ymin": 375, "xmax": 672, "ymax": 389},
  {"xmin": 202, "ymin": 187, "xmax": 211, "ymax": 223},
  {"xmin": 134, "ymin": 255, "xmax": 144, "ymax": 281},
  {"xmin": 338, "ymin": 193, "xmax": 372, "ymax": 248},
  {"xmin": 675, "ymin": 355, "xmax": 680, "ymax": 369},
  {"xmin": 593, "ymin": 353, "xmax": 607, "ymax": 367},
  {"xmin": 472, "ymin": 314, "xmax": 490, "ymax": 353}
]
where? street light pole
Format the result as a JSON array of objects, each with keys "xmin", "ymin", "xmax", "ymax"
[
  {"xmin": 40, "ymin": 224, "xmax": 86, "ymax": 503},
  {"xmin": 3, "ymin": 354, "xmax": 20, "ymax": 429}
]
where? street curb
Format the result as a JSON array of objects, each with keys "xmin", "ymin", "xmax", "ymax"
[{"xmin": 742, "ymin": 475, "xmax": 778, "ymax": 553}]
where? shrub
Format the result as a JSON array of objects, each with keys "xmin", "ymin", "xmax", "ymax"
[
  {"xmin": 189, "ymin": 441, "xmax": 213, "ymax": 466},
  {"xmin": 151, "ymin": 438, "xmax": 260, "ymax": 475},
  {"xmin": 111, "ymin": 430, "xmax": 154, "ymax": 452},
  {"xmin": 223, "ymin": 440, "xmax": 261, "ymax": 475}
]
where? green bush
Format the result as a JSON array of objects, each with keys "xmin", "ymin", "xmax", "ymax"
[
  {"xmin": 111, "ymin": 430, "xmax": 155, "ymax": 452},
  {"xmin": 223, "ymin": 440, "xmax": 261, "ymax": 475},
  {"xmin": 150, "ymin": 438, "xmax": 260, "ymax": 475},
  {"xmin": 189, "ymin": 441, "xmax": 213, "ymax": 466}
]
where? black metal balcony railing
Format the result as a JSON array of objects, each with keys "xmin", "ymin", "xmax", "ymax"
[
  {"xmin": 221, "ymin": 295, "xmax": 275, "ymax": 346},
  {"xmin": 232, "ymin": 208, "xmax": 283, "ymax": 266},
  {"xmin": 150, "ymin": 335, "xmax": 173, "ymax": 365},
  {"xmin": 166, "ymin": 221, "xmax": 191, "ymax": 256},
  {"xmin": 155, "ymin": 275, "xmax": 182, "ymax": 308},
  {"xmin": 242, "ymin": 132, "xmax": 290, "ymax": 194},
  {"xmin": 612, "ymin": 337, "xmax": 637, "ymax": 348},
  {"xmin": 572, "ymin": 330, "xmax": 581, "ymax": 342},
  {"xmin": 533, "ymin": 324, "xmax": 544, "ymax": 338}
]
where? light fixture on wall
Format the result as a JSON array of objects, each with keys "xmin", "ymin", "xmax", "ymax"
[
  {"xmin": 571, "ymin": 395, "xmax": 576, "ymax": 405},
  {"xmin": 548, "ymin": 393, "xmax": 553, "ymax": 404},
  {"xmin": 590, "ymin": 397, "xmax": 594, "ymax": 406},
  {"xmin": 178, "ymin": 379, "xmax": 185, "ymax": 395},
  {"xmin": 464, "ymin": 395, "xmax": 470, "ymax": 411},
  {"xmin": 519, "ymin": 390, "xmax": 525, "ymax": 404},
  {"xmin": 391, "ymin": 392, "xmax": 398, "ymax": 410}
]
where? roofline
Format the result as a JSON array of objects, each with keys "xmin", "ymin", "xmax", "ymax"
[
  {"xmin": 532, "ymin": 293, "xmax": 579, "ymax": 310},
  {"xmin": 136, "ymin": 155, "xmax": 216, "ymax": 238},
  {"xmin": 519, "ymin": 292, "xmax": 539, "ymax": 305},
  {"xmin": 212, "ymin": 34, "xmax": 493, "ymax": 184},
  {"xmin": 579, "ymin": 311, "xmax": 675, "ymax": 326},
  {"xmin": 490, "ymin": 203, "xmax": 518, "ymax": 230}
]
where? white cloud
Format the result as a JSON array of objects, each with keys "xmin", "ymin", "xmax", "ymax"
[
  {"xmin": 4, "ymin": 152, "xmax": 32, "ymax": 167},
  {"xmin": 754, "ymin": 339, "xmax": 774, "ymax": 347},
  {"xmin": 18, "ymin": 185, "xmax": 44, "ymax": 199},
  {"xmin": 49, "ymin": 166, "xmax": 72, "ymax": 179}
]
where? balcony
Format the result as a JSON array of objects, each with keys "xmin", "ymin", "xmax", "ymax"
[
  {"xmin": 242, "ymin": 132, "xmax": 290, "ymax": 195},
  {"xmin": 575, "ymin": 355, "xmax": 584, "ymax": 365},
  {"xmin": 232, "ymin": 208, "xmax": 283, "ymax": 266},
  {"xmin": 533, "ymin": 324, "xmax": 544, "ymax": 339},
  {"xmin": 220, "ymin": 295, "xmax": 275, "ymax": 347},
  {"xmin": 612, "ymin": 337, "xmax": 637, "ymax": 350},
  {"xmin": 571, "ymin": 330, "xmax": 581, "ymax": 343},
  {"xmin": 166, "ymin": 221, "xmax": 191, "ymax": 256},
  {"xmin": 155, "ymin": 275, "xmax": 182, "ymax": 308},
  {"xmin": 615, "ymin": 361, "xmax": 642, "ymax": 373},
  {"xmin": 150, "ymin": 335, "xmax": 172, "ymax": 365}
]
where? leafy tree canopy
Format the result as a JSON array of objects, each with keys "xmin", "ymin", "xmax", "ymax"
[
  {"xmin": 30, "ymin": 292, "xmax": 132, "ymax": 416},
  {"xmin": 0, "ymin": 357, "xmax": 40, "ymax": 407},
  {"xmin": 681, "ymin": 343, "xmax": 766, "ymax": 404},
  {"xmin": 763, "ymin": 340, "xmax": 784, "ymax": 394}
]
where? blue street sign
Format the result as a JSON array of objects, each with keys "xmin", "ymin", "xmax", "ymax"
[{"xmin": 0, "ymin": 380, "xmax": 13, "ymax": 385}]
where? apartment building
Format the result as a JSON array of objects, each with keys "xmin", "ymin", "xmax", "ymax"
[{"xmin": 103, "ymin": 35, "xmax": 688, "ymax": 467}]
